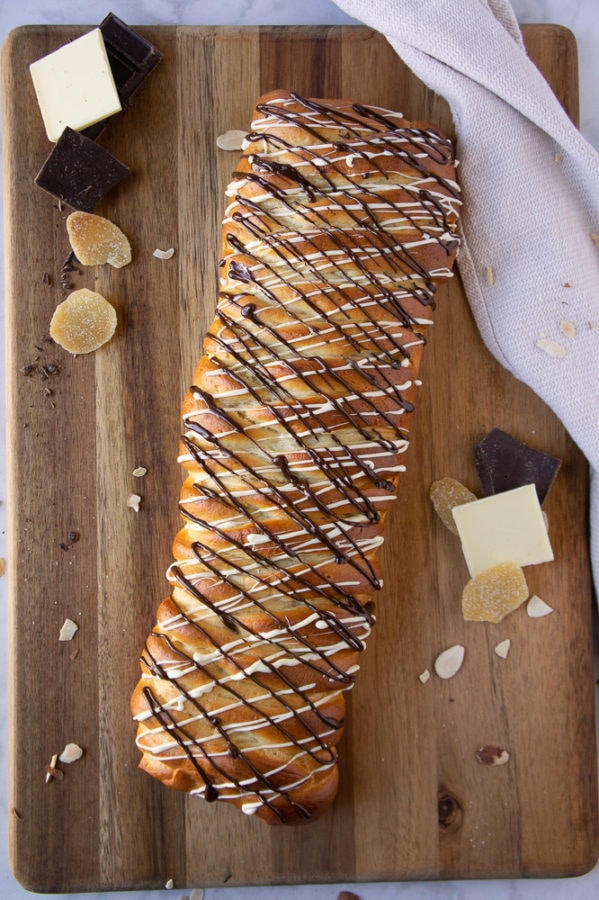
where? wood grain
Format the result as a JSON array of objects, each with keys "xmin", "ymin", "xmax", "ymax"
[{"xmin": 2, "ymin": 24, "xmax": 597, "ymax": 891}]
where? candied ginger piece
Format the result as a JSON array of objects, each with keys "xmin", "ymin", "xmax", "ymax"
[
  {"xmin": 462, "ymin": 561, "xmax": 528, "ymax": 623},
  {"xmin": 66, "ymin": 210, "xmax": 131, "ymax": 268},
  {"xmin": 50, "ymin": 288, "xmax": 117, "ymax": 354},
  {"xmin": 429, "ymin": 477, "xmax": 477, "ymax": 535}
]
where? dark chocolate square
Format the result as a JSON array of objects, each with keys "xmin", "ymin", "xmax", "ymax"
[
  {"xmin": 82, "ymin": 14, "xmax": 162, "ymax": 140},
  {"xmin": 474, "ymin": 428, "xmax": 561, "ymax": 505},
  {"xmin": 34, "ymin": 126, "xmax": 130, "ymax": 211}
]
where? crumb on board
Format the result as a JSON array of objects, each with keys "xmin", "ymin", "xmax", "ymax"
[
  {"xmin": 127, "ymin": 493, "xmax": 142, "ymax": 512},
  {"xmin": 59, "ymin": 742, "xmax": 83, "ymax": 764},
  {"xmin": 475, "ymin": 745, "xmax": 510, "ymax": 766}
]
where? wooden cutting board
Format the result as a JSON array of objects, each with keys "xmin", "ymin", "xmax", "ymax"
[{"xmin": 3, "ymin": 23, "xmax": 598, "ymax": 893}]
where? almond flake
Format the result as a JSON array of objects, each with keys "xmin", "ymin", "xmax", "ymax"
[
  {"xmin": 153, "ymin": 247, "xmax": 175, "ymax": 260},
  {"xmin": 434, "ymin": 644, "xmax": 465, "ymax": 680},
  {"xmin": 418, "ymin": 669, "xmax": 431, "ymax": 684},
  {"xmin": 553, "ymin": 151, "xmax": 563, "ymax": 163},
  {"xmin": 0, "ymin": 558, "xmax": 5, "ymax": 576},
  {"xmin": 526, "ymin": 594, "xmax": 554, "ymax": 618},
  {"xmin": 59, "ymin": 618, "xmax": 79, "ymax": 641},
  {"xmin": 216, "ymin": 129, "xmax": 247, "ymax": 151},
  {"xmin": 165, "ymin": 878, "xmax": 174, "ymax": 889},
  {"xmin": 494, "ymin": 639, "xmax": 511, "ymax": 659},
  {"xmin": 485, "ymin": 265, "xmax": 495, "ymax": 285},
  {"xmin": 59, "ymin": 742, "xmax": 83, "ymax": 764},
  {"xmin": 127, "ymin": 493, "xmax": 141, "ymax": 512},
  {"xmin": 535, "ymin": 335, "xmax": 566, "ymax": 359},
  {"xmin": 132, "ymin": 466, "xmax": 147, "ymax": 477}
]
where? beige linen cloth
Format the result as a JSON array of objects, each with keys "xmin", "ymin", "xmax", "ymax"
[{"xmin": 333, "ymin": 0, "xmax": 599, "ymax": 591}]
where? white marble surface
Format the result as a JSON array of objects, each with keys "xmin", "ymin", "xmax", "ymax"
[{"xmin": 1, "ymin": 1, "xmax": 598, "ymax": 898}]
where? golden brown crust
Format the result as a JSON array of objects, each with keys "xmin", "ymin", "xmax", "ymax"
[{"xmin": 131, "ymin": 90, "xmax": 460, "ymax": 825}]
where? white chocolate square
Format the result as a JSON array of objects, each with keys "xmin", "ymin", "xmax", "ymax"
[
  {"xmin": 30, "ymin": 29, "xmax": 122, "ymax": 142},
  {"xmin": 451, "ymin": 483, "xmax": 554, "ymax": 577}
]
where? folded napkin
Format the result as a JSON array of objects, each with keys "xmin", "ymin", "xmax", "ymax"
[{"xmin": 333, "ymin": 0, "xmax": 599, "ymax": 592}]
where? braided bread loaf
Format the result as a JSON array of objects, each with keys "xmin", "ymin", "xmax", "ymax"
[{"xmin": 131, "ymin": 90, "xmax": 461, "ymax": 825}]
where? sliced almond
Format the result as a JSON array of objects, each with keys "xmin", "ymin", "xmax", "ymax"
[
  {"xmin": 59, "ymin": 618, "xmax": 78, "ymax": 641},
  {"xmin": 526, "ymin": 594, "xmax": 554, "ymax": 618},
  {"xmin": 132, "ymin": 466, "xmax": 147, "ymax": 477},
  {"xmin": 433, "ymin": 644, "xmax": 465, "ymax": 680},
  {"xmin": 418, "ymin": 669, "xmax": 431, "ymax": 684},
  {"xmin": 153, "ymin": 247, "xmax": 175, "ymax": 260},
  {"xmin": 59, "ymin": 742, "xmax": 83, "ymax": 764},
  {"xmin": 216, "ymin": 129, "xmax": 247, "ymax": 150},
  {"xmin": 494, "ymin": 638, "xmax": 511, "ymax": 659}
]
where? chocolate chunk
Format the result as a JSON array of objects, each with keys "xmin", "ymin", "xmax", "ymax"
[
  {"xmin": 82, "ymin": 14, "xmax": 162, "ymax": 139},
  {"xmin": 34, "ymin": 127, "xmax": 130, "ymax": 211},
  {"xmin": 474, "ymin": 428, "xmax": 561, "ymax": 505}
]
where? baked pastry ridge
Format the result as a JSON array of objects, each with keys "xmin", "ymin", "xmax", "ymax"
[{"xmin": 131, "ymin": 90, "xmax": 461, "ymax": 825}]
